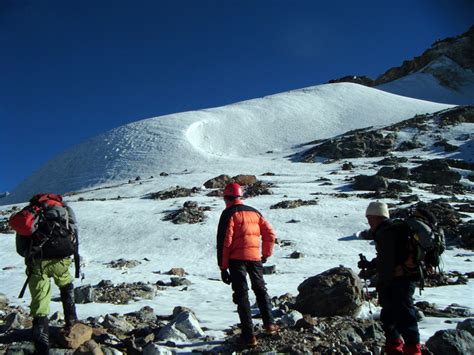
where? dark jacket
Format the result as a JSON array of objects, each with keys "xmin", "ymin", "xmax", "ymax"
[{"xmin": 372, "ymin": 219, "xmax": 419, "ymax": 288}]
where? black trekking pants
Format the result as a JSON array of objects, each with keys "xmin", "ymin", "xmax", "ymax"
[
  {"xmin": 378, "ymin": 278, "xmax": 420, "ymax": 345},
  {"xmin": 228, "ymin": 259, "xmax": 274, "ymax": 337}
]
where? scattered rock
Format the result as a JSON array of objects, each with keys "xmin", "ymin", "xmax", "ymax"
[
  {"xmin": 416, "ymin": 301, "xmax": 472, "ymax": 318},
  {"xmin": 289, "ymin": 251, "xmax": 304, "ymax": 259},
  {"xmin": 148, "ymin": 186, "xmax": 200, "ymax": 200},
  {"xmin": 376, "ymin": 156, "xmax": 409, "ymax": 165},
  {"xmin": 105, "ymin": 259, "xmax": 141, "ymax": 269},
  {"xmin": 163, "ymin": 201, "xmax": 210, "ymax": 224},
  {"xmin": 166, "ymin": 268, "xmax": 187, "ymax": 277},
  {"xmin": 0, "ymin": 219, "xmax": 13, "ymax": 234},
  {"xmin": 342, "ymin": 162, "xmax": 354, "ymax": 170},
  {"xmin": 143, "ymin": 343, "xmax": 174, "ymax": 355},
  {"xmin": 376, "ymin": 166, "xmax": 410, "ymax": 180},
  {"xmin": 232, "ymin": 174, "xmax": 257, "ymax": 186},
  {"xmin": 126, "ymin": 306, "xmax": 157, "ymax": 323},
  {"xmin": 203, "ymin": 175, "xmax": 232, "ymax": 189},
  {"xmin": 1, "ymin": 312, "xmax": 28, "ymax": 332},
  {"xmin": 294, "ymin": 314, "xmax": 317, "ymax": 329},
  {"xmin": 396, "ymin": 140, "xmax": 423, "ymax": 151},
  {"xmin": 243, "ymin": 181, "xmax": 273, "ymax": 197},
  {"xmin": 353, "ymin": 175, "xmax": 388, "ymax": 191},
  {"xmin": 270, "ymin": 199, "xmax": 318, "ymax": 209},
  {"xmin": 59, "ymin": 323, "xmax": 93, "ymax": 349},
  {"xmin": 301, "ymin": 129, "xmax": 396, "ymax": 161},
  {"xmin": 75, "ymin": 281, "xmax": 157, "ymax": 304},
  {"xmin": 102, "ymin": 314, "xmax": 134, "ymax": 334},
  {"xmin": 280, "ymin": 310, "xmax": 303, "ymax": 327},
  {"xmin": 294, "ymin": 267, "xmax": 363, "ymax": 317},
  {"xmin": 156, "ymin": 311, "xmax": 205, "ymax": 342},
  {"xmin": 74, "ymin": 339, "xmax": 104, "ymax": 355},
  {"xmin": 387, "ymin": 181, "xmax": 412, "ymax": 193},
  {"xmin": 170, "ymin": 277, "xmax": 192, "ymax": 287},
  {"xmin": 0, "ymin": 293, "xmax": 9, "ymax": 306},
  {"xmin": 263, "ymin": 265, "xmax": 276, "ymax": 274},
  {"xmin": 74, "ymin": 285, "xmax": 96, "ymax": 304},
  {"xmin": 411, "ymin": 159, "xmax": 462, "ymax": 185}
]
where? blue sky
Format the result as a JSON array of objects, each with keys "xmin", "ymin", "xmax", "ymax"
[{"xmin": 1, "ymin": 0, "xmax": 473, "ymax": 193}]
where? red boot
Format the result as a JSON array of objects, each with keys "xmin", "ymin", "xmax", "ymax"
[
  {"xmin": 403, "ymin": 343, "xmax": 422, "ymax": 355},
  {"xmin": 385, "ymin": 338, "xmax": 404, "ymax": 355}
]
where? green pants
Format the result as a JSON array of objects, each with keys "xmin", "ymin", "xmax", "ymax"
[{"xmin": 27, "ymin": 258, "xmax": 73, "ymax": 317}]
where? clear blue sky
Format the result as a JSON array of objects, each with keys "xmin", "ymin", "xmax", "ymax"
[{"xmin": 1, "ymin": 0, "xmax": 473, "ymax": 193}]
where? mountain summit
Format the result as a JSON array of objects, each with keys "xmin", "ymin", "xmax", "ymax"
[{"xmin": 2, "ymin": 83, "xmax": 451, "ymax": 204}]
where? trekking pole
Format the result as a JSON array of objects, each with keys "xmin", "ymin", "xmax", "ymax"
[
  {"xmin": 359, "ymin": 254, "xmax": 380, "ymax": 355},
  {"xmin": 18, "ymin": 274, "xmax": 31, "ymax": 298}
]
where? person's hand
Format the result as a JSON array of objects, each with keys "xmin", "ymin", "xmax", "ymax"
[
  {"xmin": 221, "ymin": 269, "xmax": 231, "ymax": 285},
  {"xmin": 357, "ymin": 259, "xmax": 371, "ymax": 269},
  {"xmin": 261, "ymin": 256, "xmax": 268, "ymax": 264}
]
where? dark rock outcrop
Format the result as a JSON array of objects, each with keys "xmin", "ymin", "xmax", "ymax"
[
  {"xmin": 294, "ymin": 267, "xmax": 363, "ymax": 317},
  {"xmin": 425, "ymin": 329, "xmax": 474, "ymax": 355},
  {"xmin": 410, "ymin": 159, "xmax": 462, "ymax": 185}
]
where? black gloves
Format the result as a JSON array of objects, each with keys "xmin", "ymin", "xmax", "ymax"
[
  {"xmin": 221, "ymin": 270, "xmax": 231, "ymax": 285},
  {"xmin": 261, "ymin": 256, "xmax": 268, "ymax": 264},
  {"xmin": 357, "ymin": 259, "xmax": 372, "ymax": 269},
  {"xmin": 358, "ymin": 254, "xmax": 376, "ymax": 269}
]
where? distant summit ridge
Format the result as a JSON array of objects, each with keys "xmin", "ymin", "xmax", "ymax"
[{"xmin": 329, "ymin": 25, "xmax": 474, "ymax": 104}]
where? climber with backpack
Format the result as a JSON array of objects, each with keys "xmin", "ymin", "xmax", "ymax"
[
  {"xmin": 358, "ymin": 201, "xmax": 422, "ymax": 355},
  {"xmin": 9, "ymin": 193, "xmax": 80, "ymax": 355}
]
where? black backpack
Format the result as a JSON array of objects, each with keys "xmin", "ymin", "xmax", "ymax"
[
  {"xmin": 13, "ymin": 193, "xmax": 79, "ymax": 263},
  {"xmin": 392, "ymin": 209, "xmax": 445, "ymax": 272}
]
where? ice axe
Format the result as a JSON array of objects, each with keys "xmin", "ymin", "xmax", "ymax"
[{"xmin": 359, "ymin": 253, "xmax": 381, "ymax": 355}]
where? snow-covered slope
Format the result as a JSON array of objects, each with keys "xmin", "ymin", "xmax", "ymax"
[
  {"xmin": 0, "ymin": 106, "xmax": 472, "ymax": 351},
  {"xmin": 377, "ymin": 56, "xmax": 474, "ymax": 105},
  {"xmin": 3, "ymin": 83, "xmax": 452, "ymax": 204}
]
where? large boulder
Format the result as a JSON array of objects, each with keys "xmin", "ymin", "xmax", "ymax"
[
  {"xmin": 457, "ymin": 318, "xmax": 474, "ymax": 336},
  {"xmin": 203, "ymin": 175, "xmax": 232, "ymax": 188},
  {"xmin": 410, "ymin": 159, "xmax": 461, "ymax": 185},
  {"xmin": 294, "ymin": 267, "xmax": 363, "ymax": 317},
  {"xmin": 376, "ymin": 166, "xmax": 410, "ymax": 180},
  {"xmin": 425, "ymin": 329, "xmax": 474, "ymax": 355},
  {"xmin": 353, "ymin": 175, "xmax": 388, "ymax": 191}
]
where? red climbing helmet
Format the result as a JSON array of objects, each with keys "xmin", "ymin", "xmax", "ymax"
[{"xmin": 223, "ymin": 183, "xmax": 243, "ymax": 197}]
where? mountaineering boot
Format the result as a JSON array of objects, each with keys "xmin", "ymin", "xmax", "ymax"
[
  {"xmin": 60, "ymin": 283, "xmax": 77, "ymax": 329},
  {"xmin": 239, "ymin": 334, "xmax": 257, "ymax": 347},
  {"xmin": 403, "ymin": 343, "xmax": 422, "ymax": 355},
  {"xmin": 265, "ymin": 323, "xmax": 280, "ymax": 335},
  {"xmin": 32, "ymin": 316, "xmax": 49, "ymax": 355},
  {"xmin": 385, "ymin": 337, "xmax": 404, "ymax": 355}
]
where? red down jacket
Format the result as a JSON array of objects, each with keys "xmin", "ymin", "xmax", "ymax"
[{"xmin": 216, "ymin": 200, "xmax": 276, "ymax": 270}]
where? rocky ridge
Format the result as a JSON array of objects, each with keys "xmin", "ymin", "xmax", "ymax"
[{"xmin": 329, "ymin": 26, "xmax": 474, "ymax": 87}]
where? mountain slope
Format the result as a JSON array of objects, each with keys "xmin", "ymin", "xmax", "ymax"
[{"xmin": 3, "ymin": 83, "xmax": 451, "ymax": 204}]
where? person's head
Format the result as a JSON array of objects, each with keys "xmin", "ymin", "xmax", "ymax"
[
  {"xmin": 365, "ymin": 201, "xmax": 389, "ymax": 230},
  {"xmin": 223, "ymin": 183, "xmax": 243, "ymax": 207}
]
